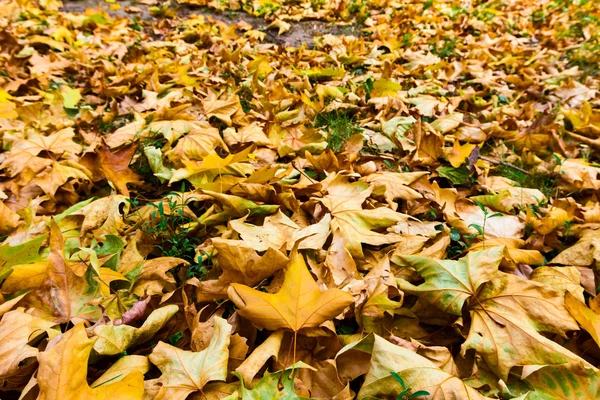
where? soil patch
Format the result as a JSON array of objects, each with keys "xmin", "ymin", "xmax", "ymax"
[{"xmin": 61, "ymin": 0, "xmax": 362, "ymax": 47}]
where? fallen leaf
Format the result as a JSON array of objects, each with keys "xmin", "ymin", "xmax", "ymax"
[
  {"xmin": 37, "ymin": 323, "xmax": 144, "ymax": 400},
  {"xmin": 228, "ymin": 251, "xmax": 354, "ymax": 331}
]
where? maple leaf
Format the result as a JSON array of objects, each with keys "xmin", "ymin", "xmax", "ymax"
[
  {"xmin": 202, "ymin": 95, "xmax": 241, "ymax": 126},
  {"xmin": 337, "ymin": 333, "xmax": 491, "ymax": 400},
  {"xmin": 227, "ymin": 250, "xmax": 354, "ymax": 331},
  {"xmin": 93, "ymin": 305, "xmax": 179, "ymax": 355},
  {"xmin": 194, "ymin": 238, "xmax": 288, "ymax": 301},
  {"xmin": 37, "ymin": 323, "xmax": 144, "ymax": 400},
  {"xmin": 399, "ymin": 248, "xmax": 588, "ymax": 380},
  {"xmin": 233, "ymin": 363, "xmax": 315, "ymax": 399},
  {"xmin": 317, "ymin": 174, "xmax": 410, "ymax": 257},
  {"xmin": 97, "ymin": 144, "xmax": 143, "ymax": 197},
  {"xmin": 565, "ymin": 292, "xmax": 600, "ymax": 348},
  {"xmin": 12, "ymin": 128, "xmax": 82, "ymax": 157},
  {"xmin": 23, "ymin": 220, "xmax": 102, "ymax": 323},
  {"xmin": 146, "ymin": 316, "xmax": 231, "ymax": 400},
  {"xmin": 0, "ymin": 309, "xmax": 58, "ymax": 384}
]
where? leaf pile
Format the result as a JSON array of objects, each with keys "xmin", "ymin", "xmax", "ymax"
[{"xmin": 1, "ymin": 0, "xmax": 600, "ymax": 399}]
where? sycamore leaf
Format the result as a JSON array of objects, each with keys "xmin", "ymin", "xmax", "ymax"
[
  {"xmin": 147, "ymin": 316, "xmax": 231, "ymax": 400},
  {"xmin": 336, "ymin": 333, "xmax": 490, "ymax": 400},
  {"xmin": 233, "ymin": 363, "xmax": 315, "ymax": 400},
  {"xmin": 131, "ymin": 257, "xmax": 189, "ymax": 297},
  {"xmin": 203, "ymin": 96, "xmax": 240, "ymax": 126},
  {"xmin": 227, "ymin": 251, "xmax": 354, "ymax": 331},
  {"xmin": 235, "ymin": 330, "xmax": 285, "ymax": 384},
  {"xmin": 164, "ymin": 121, "xmax": 227, "ymax": 162},
  {"xmin": 318, "ymin": 175, "xmax": 410, "ymax": 257},
  {"xmin": 229, "ymin": 210, "xmax": 298, "ymax": 251},
  {"xmin": 0, "ymin": 201, "xmax": 20, "ymax": 236},
  {"xmin": 195, "ymin": 238, "xmax": 288, "ymax": 302},
  {"xmin": 0, "ymin": 309, "xmax": 59, "ymax": 381},
  {"xmin": 169, "ymin": 146, "xmax": 254, "ymax": 186},
  {"xmin": 382, "ymin": 116, "xmax": 416, "ymax": 139},
  {"xmin": 430, "ymin": 113, "xmax": 463, "ymax": 134},
  {"xmin": 400, "ymin": 248, "xmax": 585, "ymax": 380},
  {"xmin": 523, "ymin": 365, "xmax": 600, "ymax": 400},
  {"xmin": 447, "ymin": 141, "xmax": 476, "ymax": 168},
  {"xmin": 0, "ymin": 233, "xmax": 45, "ymax": 272},
  {"xmin": 13, "ymin": 128, "xmax": 82, "ymax": 157},
  {"xmin": 91, "ymin": 355, "xmax": 150, "ymax": 388},
  {"xmin": 565, "ymin": 292, "xmax": 600, "ymax": 348},
  {"xmin": 463, "ymin": 273, "xmax": 586, "ymax": 380},
  {"xmin": 223, "ymin": 122, "xmax": 272, "ymax": 147},
  {"xmin": 24, "ymin": 221, "xmax": 102, "ymax": 323},
  {"xmin": 34, "ymin": 161, "xmax": 92, "ymax": 197},
  {"xmin": 145, "ymin": 120, "xmax": 202, "ymax": 148},
  {"xmin": 360, "ymin": 171, "xmax": 427, "ymax": 208},
  {"xmin": 60, "ymin": 85, "xmax": 82, "ymax": 109},
  {"xmin": 37, "ymin": 323, "xmax": 144, "ymax": 400},
  {"xmin": 437, "ymin": 165, "xmax": 470, "ymax": 185},
  {"xmin": 204, "ymin": 191, "xmax": 279, "ymax": 218},
  {"xmin": 97, "ymin": 144, "xmax": 143, "ymax": 197},
  {"xmin": 551, "ymin": 229, "xmax": 600, "ymax": 267},
  {"xmin": 93, "ymin": 305, "xmax": 179, "ymax": 355},
  {"xmin": 397, "ymin": 247, "xmax": 504, "ymax": 316}
]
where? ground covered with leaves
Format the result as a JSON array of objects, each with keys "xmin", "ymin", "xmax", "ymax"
[{"xmin": 1, "ymin": 0, "xmax": 600, "ymax": 399}]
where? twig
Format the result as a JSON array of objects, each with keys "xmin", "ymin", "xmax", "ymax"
[
  {"xmin": 564, "ymin": 130, "xmax": 600, "ymax": 150},
  {"xmin": 478, "ymin": 155, "xmax": 531, "ymax": 176}
]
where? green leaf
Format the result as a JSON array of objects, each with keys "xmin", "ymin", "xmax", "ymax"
[
  {"xmin": 233, "ymin": 362, "xmax": 315, "ymax": 400},
  {"xmin": 0, "ymin": 235, "xmax": 47, "ymax": 275},
  {"xmin": 522, "ymin": 365, "xmax": 600, "ymax": 399},
  {"xmin": 390, "ymin": 371, "xmax": 406, "ymax": 389},
  {"xmin": 53, "ymin": 198, "xmax": 95, "ymax": 222},
  {"xmin": 96, "ymin": 235, "xmax": 125, "ymax": 257},
  {"xmin": 409, "ymin": 390, "xmax": 431, "ymax": 399},
  {"xmin": 437, "ymin": 165, "xmax": 470, "ymax": 185}
]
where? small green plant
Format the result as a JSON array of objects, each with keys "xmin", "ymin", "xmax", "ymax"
[
  {"xmin": 315, "ymin": 110, "xmax": 362, "ymax": 152},
  {"xmin": 531, "ymin": 10, "xmax": 545, "ymax": 23},
  {"xmin": 400, "ymin": 33, "xmax": 413, "ymax": 48},
  {"xmin": 129, "ymin": 17, "xmax": 143, "ymax": 31},
  {"xmin": 168, "ymin": 331, "xmax": 183, "ymax": 346},
  {"xmin": 430, "ymin": 37, "xmax": 458, "ymax": 59},
  {"xmin": 492, "ymin": 164, "xmax": 556, "ymax": 198},
  {"xmin": 390, "ymin": 371, "xmax": 430, "ymax": 399},
  {"xmin": 135, "ymin": 184, "xmax": 199, "ymax": 264},
  {"xmin": 186, "ymin": 250, "xmax": 213, "ymax": 280},
  {"xmin": 445, "ymin": 226, "xmax": 468, "ymax": 258},
  {"xmin": 467, "ymin": 201, "xmax": 503, "ymax": 249}
]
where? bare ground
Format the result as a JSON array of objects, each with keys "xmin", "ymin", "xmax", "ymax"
[{"xmin": 61, "ymin": 0, "xmax": 362, "ymax": 47}]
